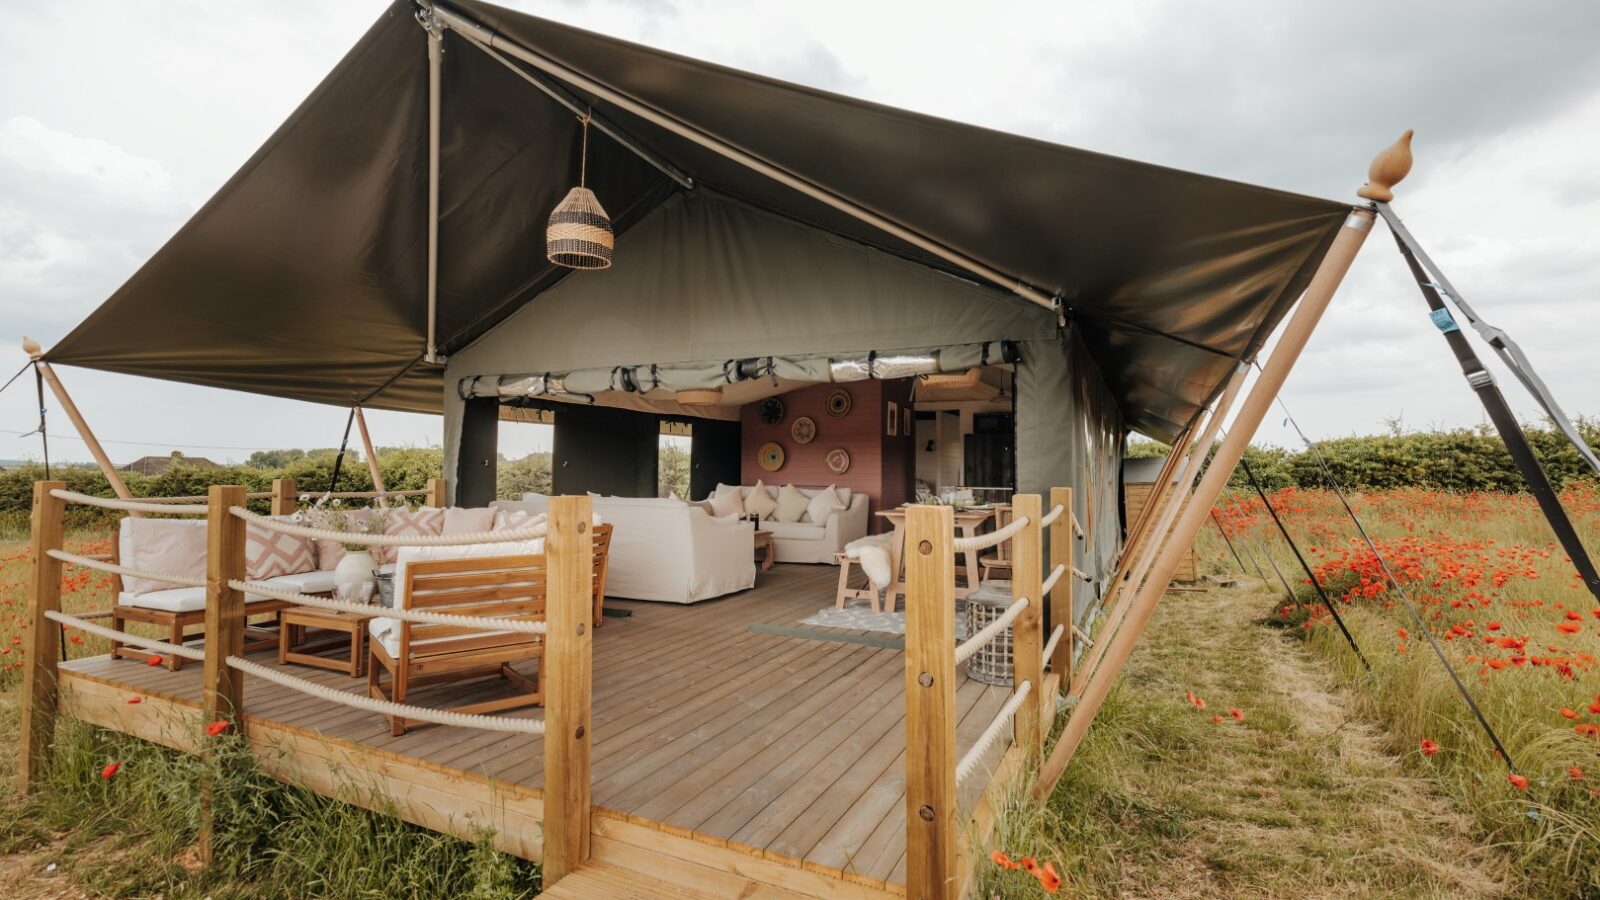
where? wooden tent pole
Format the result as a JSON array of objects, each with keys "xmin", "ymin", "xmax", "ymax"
[
  {"xmin": 352, "ymin": 408, "xmax": 388, "ymax": 509},
  {"xmin": 1072, "ymin": 365, "xmax": 1247, "ymax": 694},
  {"xmin": 1115, "ymin": 429, "xmax": 1190, "ymax": 572},
  {"xmin": 23, "ymin": 339, "xmax": 137, "ymax": 508},
  {"xmin": 1039, "ymin": 205, "xmax": 1375, "ymax": 796}
]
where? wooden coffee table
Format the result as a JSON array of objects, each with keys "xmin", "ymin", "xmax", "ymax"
[
  {"xmin": 753, "ymin": 530, "xmax": 776, "ymax": 572},
  {"xmin": 279, "ymin": 606, "xmax": 374, "ymax": 677}
]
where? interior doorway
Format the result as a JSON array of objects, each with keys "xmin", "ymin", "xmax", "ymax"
[{"xmin": 912, "ymin": 365, "xmax": 1016, "ymax": 504}]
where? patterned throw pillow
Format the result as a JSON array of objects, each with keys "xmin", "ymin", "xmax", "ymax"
[
  {"xmin": 492, "ymin": 508, "xmax": 547, "ymax": 533},
  {"xmin": 374, "ymin": 506, "xmax": 445, "ymax": 565},
  {"xmin": 246, "ymin": 518, "xmax": 315, "ymax": 580}
]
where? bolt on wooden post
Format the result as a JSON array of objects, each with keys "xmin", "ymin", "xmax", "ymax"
[
  {"xmin": 18, "ymin": 480, "xmax": 66, "ymax": 793},
  {"xmin": 543, "ymin": 494, "xmax": 594, "ymax": 886},
  {"xmin": 1049, "ymin": 487, "xmax": 1074, "ymax": 688},
  {"xmin": 904, "ymin": 503, "xmax": 957, "ymax": 900},
  {"xmin": 1009, "ymin": 493, "xmax": 1044, "ymax": 755}
]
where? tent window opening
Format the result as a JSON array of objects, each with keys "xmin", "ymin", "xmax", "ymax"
[
  {"xmin": 497, "ymin": 408, "xmax": 554, "ymax": 500},
  {"xmin": 658, "ymin": 424, "xmax": 691, "ymax": 499}
]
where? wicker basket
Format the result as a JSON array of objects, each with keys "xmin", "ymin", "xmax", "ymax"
[
  {"xmin": 675, "ymin": 387, "xmax": 723, "ymax": 405},
  {"xmin": 546, "ymin": 186, "xmax": 613, "ymax": 269},
  {"xmin": 964, "ymin": 580, "xmax": 1016, "ymax": 685}
]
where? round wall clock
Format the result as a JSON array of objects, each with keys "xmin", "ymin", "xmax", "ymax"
[
  {"xmin": 758, "ymin": 441, "xmax": 786, "ymax": 472},
  {"xmin": 791, "ymin": 416, "xmax": 817, "ymax": 444},
  {"xmin": 825, "ymin": 447, "xmax": 851, "ymax": 475},
  {"xmin": 824, "ymin": 387, "xmax": 852, "ymax": 418},
  {"xmin": 758, "ymin": 397, "xmax": 786, "ymax": 425}
]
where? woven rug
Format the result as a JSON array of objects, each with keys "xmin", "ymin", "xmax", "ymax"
[{"xmin": 798, "ymin": 599, "xmax": 971, "ymax": 639}]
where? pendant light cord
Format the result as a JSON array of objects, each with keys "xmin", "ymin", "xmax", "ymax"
[{"xmin": 579, "ymin": 111, "xmax": 591, "ymax": 187}]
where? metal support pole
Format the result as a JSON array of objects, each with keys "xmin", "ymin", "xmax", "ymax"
[{"xmin": 421, "ymin": 10, "xmax": 445, "ymax": 365}]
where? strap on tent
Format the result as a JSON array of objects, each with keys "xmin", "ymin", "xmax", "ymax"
[
  {"xmin": 323, "ymin": 408, "xmax": 358, "ymax": 501},
  {"xmin": 1378, "ymin": 203, "xmax": 1600, "ymax": 478},
  {"xmin": 34, "ymin": 364, "xmax": 49, "ymax": 479},
  {"xmin": 1208, "ymin": 508, "xmax": 1248, "ymax": 574},
  {"xmin": 1388, "ymin": 224, "xmax": 1600, "ymax": 606}
]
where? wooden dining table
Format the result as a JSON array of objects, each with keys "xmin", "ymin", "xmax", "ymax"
[{"xmin": 874, "ymin": 506, "xmax": 998, "ymax": 602}]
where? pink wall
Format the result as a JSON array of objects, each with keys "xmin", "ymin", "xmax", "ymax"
[{"xmin": 739, "ymin": 380, "xmax": 915, "ymax": 528}]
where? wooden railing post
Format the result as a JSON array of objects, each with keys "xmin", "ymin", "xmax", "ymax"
[
  {"xmin": 18, "ymin": 480, "xmax": 66, "ymax": 793},
  {"xmin": 543, "ymin": 494, "xmax": 593, "ymax": 886},
  {"xmin": 1049, "ymin": 487, "xmax": 1074, "ymax": 689},
  {"xmin": 1010, "ymin": 494, "xmax": 1044, "ymax": 756},
  {"xmin": 200, "ymin": 484, "xmax": 247, "ymax": 861},
  {"xmin": 905, "ymin": 503, "xmax": 957, "ymax": 900},
  {"xmin": 427, "ymin": 476, "xmax": 447, "ymax": 508},
  {"xmin": 270, "ymin": 477, "xmax": 297, "ymax": 516}
]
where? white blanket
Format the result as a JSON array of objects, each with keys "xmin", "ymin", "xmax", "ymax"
[{"xmin": 844, "ymin": 533, "xmax": 896, "ymax": 591}]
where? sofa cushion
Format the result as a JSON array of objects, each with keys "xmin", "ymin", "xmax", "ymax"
[
  {"xmin": 775, "ymin": 484, "xmax": 810, "ymax": 523},
  {"xmin": 708, "ymin": 489, "xmax": 745, "ymax": 518},
  {"xmin": 442, "ymin": 506, "xmax": 497, "ymax": 536},
  {"xmin": 803, "ymin": 485, "xmax": 847, "ymax": 525},
  {"xmin": 117, "ymin": 585, "xmax": 276, "ymax": 613},
  {"xmin": 492, "ymin": 508, "xmax": 546, "ymax": 533},
  {"xmin": 120, "ymin": 518, "xmax": 207, "ymax": 595},
  {"xmin": 375, "ymin": 506, "xmax": 445, "ymax": 565},
  {"xmin": 744, "ymin": 480, "xmax": 778, "ymax": 518},
  {"xmin": 260, "ymin": 569, "xmax": 339, "ymax": 595},
  {"xmin": 764, "ymin": 521, "xmax": 827, "ymax": 541},
  {"xmin": 246, "ymin": 518, "xmax": 315, "ymax": 580}
]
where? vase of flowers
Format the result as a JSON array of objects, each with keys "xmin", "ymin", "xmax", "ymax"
[{"xmin": 304, "ymin": 503, "xmax": 387, "ymax": 603}]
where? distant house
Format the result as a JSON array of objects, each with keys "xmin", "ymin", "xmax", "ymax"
[{"xmin": 120, "ymin": 451, "xmax": 220, "ymax": 477}]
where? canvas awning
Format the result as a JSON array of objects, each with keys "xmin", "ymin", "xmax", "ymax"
[{"xmin": 43, "ymin": 0, "xmax": 1350, "ymax": 440}]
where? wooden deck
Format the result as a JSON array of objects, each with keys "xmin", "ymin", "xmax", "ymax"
[{"xmin": 57, "ymin": 563, "xmax": 1012, "ymax": 897}]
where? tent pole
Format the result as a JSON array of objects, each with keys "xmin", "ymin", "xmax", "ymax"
[
  {"xmin": 22, "ymin": 339, "xmax": 137, "ymax": 509},
  {"xmin": 1071, "ymin": 364, "xmax": 1245, "ymax": 695},
  {"xmin": 422, "ymin": 0, "xmax": 1061, "ymax": 315},
  {"xmin": 1039, "ymin": 204, "xmax": 1375, "ymax": 796},
  {"xmin": 421, "ymin": 10, "xmax": 444, "ymax": 365},
  {"xmin": 353, "ymin": 408, "xmax": 388, "ymax": 509}
]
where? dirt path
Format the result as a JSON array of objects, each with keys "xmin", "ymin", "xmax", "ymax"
[{"xmin": 1056, "ymin": 580, "xmax": 1513, "ymax": 899}]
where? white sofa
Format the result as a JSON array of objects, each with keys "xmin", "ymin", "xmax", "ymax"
[
  {"xmin": 702, "ymin": 484, "xmax": 870, "ymax": 565},
  {"xmin": 498, "ymin": 494, "xmax": 755, "ymax": 603}
]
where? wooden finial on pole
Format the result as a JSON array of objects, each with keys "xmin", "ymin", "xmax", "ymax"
[
  {"xmin": 1357, "ymin": 129, "xmax": 1414, "ymax": 202},
  {"xmin": 22, "ymin": 336, "xmax": 43, "ymax": 359}
]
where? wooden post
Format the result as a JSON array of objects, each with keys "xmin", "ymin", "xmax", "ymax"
[
  {"xmin": 543, "ymin": 494, "xmax": 593, "ymax": 886},
  {"xmin": 1009, "ymin": 494, "xmax": 1044, "ymax": 756},
  {"xmin": 904, "ymin": 503, "xmax": 957, "ymax": 900},
  {"xmin": 24, "ymin": 341, "xmax": 137, "ymax": 510},
  {"xmin": 426, "ymin": 476, "xmax": 447, "ymax": 508},
  {"xmin": 270, "ymin": 477, "xmax": 297, "ymax": 516},
  {"xmin": 18, "ymin": 480, "xmax": 65, "ymax": 793},
  {"xmin": 200, "ymin": 484, "xmax": 247, "ymax": 861},
  {"xmin": 1049, "ymin": 487, "xmax": 1074, "ymax": 686},
  {"xmin": 353, "ymin": 408, "xmax": 388, "ymax": 508},
  {"xmin": 1039, "ymin": 205, "xmax": 1375, "ymax": 797}
]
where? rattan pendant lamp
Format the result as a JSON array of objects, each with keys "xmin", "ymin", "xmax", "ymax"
[{"xmin": 546, "ymin": 113, "xmax": 614, "ymax": 269}]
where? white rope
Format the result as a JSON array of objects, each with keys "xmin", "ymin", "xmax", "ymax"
[
  {"xmin": 1071, "ymin": 512, "xmax": 1084, "ymax": 539},
  {"xmin": 952, "ymin": 514, "xmax": 1031, "ymax": 554},
  {"xmin": 48, "ymin": 549, "xmax": 206, "ymax": 588},
  {"xmin": 226, "ymin": 656, "xmax": 546, "ymax": 734},
  {"xmin": 44, "ymin": 610, "xmax": 206, "ymax": 661},
  {"xmin": 1042, "ymin": 624, "xmax": 1065, "ymax": 667},
  {"xmin": 955, "ymin": 596, "xmax": 1029, "ymax": 666},
  {"xmin": 956, "ymin": 680, "xmax": 1032, "ymax": 785},
  {"xmin": 134, "ymin": 492, "xmax": 274, "ymax": 503},
  {"xmin": 229, "ymin": 579, "xmax": 549, "ymax": 635},
  {"xmin": 298, "ymin": 490, "xmax": 430, "ymax": 500},
  {"xmin": 1073, "ymin": 566, "xmax": 1092, "ymax": 581},
  {"xmin": 1040, "ymin": 563, "xmax": 1065, "ymax": 598},
  {"xmin": 229, "ymin": 506, "xmax": 547, "ymax": 546},
  {"xmin": 1072, "ymin": 625, "xmax": 1093, "ymax": 648},
  {"xmin": 50, "ymin": 489, "xmax": 207, "ymax": 516},
  {"xmin": 1039, "ymin": 504, "xmax": 1065, "ymax": 528}
]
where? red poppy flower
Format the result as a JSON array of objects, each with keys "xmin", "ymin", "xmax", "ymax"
[
  {"xmin": 1576, "ymin": 724, "xmax": 1600, "ymax": 739},
  {"xmin": 1561, "ymin": 708, "xmax": 1579, "ymax": 719},
  {"xmin": 1397, "ymin": 627, "xmax": 1409, "ymax": 639},
  {"xmin": 1486, "ymin": 621, "xmax": 1501, "ymax": 631},
  {"xmin": 1565, "ymin": 610, "xmax": 1582, "ymax": 621},
  {"xmin": 1508, "ymin": 773, "xmax": 1528, "ymax": 790},
  {"xmin": 1020, "ymin": 856, "xmax": 1039, "ymax": 875},
  {"xmin": 1558, "ymin": 621, "xmax": 1581, "ymax": 635},
  {"xmin": 1229, "ymin": 708, "xmax": 1244, "ymax": 721},
  {"xmin": 1420, "ymin": 739, "xmax": 1440, "ymax": 757},
  {"xmin": 101, "ymin": 761, "xmax": 121, "ymax": 780},
  {"xmin": 127, "ymin": 696, "xmax": 142, "ymax": 705},
  {"xmin": 205, "ymin": 720, "xmax": 230, "ymax": 737},
  {"xmin": 1589, "ymin": 703, "xmax": 1600, "ymax": 714},
  {"xmin": 1035, "ymin": 860, "xmax": 1062, "ymax": 894},
  {"xmin": 1571, "ymin": 767, "xmax": 1586, "ymax": 781},
  {"xmin": 146, "ymin": 654, "xmax": 162, "ymax": 666},
  {"xmin": 991, "ymin": 850, "xmax": 1018, "ymax": 870}
]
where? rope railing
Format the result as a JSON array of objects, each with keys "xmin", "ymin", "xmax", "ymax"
[
  {"xmin": 228, "ymin": 506, "xmax": 547, "ymax": 546},
  {"xmin": 952, "ymin": 514, "xmax": 1031, "ymax": 554},
  {"xmin": 1072, "ymin": 566, "xmax": 1092, "ymax": 582},
  {"xmin": 298, "ymin": 489, "xmax": 431, "ymax": 500},
  {"xmin": 49, "ymin": 489, "xmax": 208, "ymax": 516},
  {"xmin": 1072, "ymin": 625, "xmax": 1093, "ymax": 648},
  {"xmin": 1042, "ymin": 624, "xmax": 1065, "ymax": 667},
  {"xmin": 48, "ymin": 548, "xmax": 205, "ymax": 588},
  {"xmin": 229, "ymin": 579, "xmax": 549, "ymax": 635},
  {"xmin": 1071, "ymin": 512, "xmax": 1084, "ymax": 539},
  {"xmin": 1039, "ymin": 504, "xmax": 1065, "ymax": 528},
  {"xmin": 955, "ymin": 596, "xmax": 1029, "ymax": 666},
  {"xmin": 44, "ymin": 610, "xmax": 206, "ymax": 661},
  {"xmin": 1040, "ymin": 563, "xmax": 1065, "ymax": 598},
  {"xmin": 132, "ymin": 492, "xmax": 275, "ymax": 503},
  {"xmin": 225, "ymin": 656, "xmax": 546, "ymax": 734},
  {"xmin": 956, "ymin": 680, "xmax": 1032, "ymax": 785}
]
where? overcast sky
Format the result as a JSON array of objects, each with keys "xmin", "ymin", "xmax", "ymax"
[{"xmin": 3, "ymin": 0, "xmax": 1599, "ymax": 464}]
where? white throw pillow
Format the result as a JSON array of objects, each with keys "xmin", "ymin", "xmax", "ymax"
[
  {"xmin": 442, "ymin": 506, "xmax": 496, "ymax": 536},
  {"xmin": 804, "ymin": 485, "xmax": 847, "ymax": 525},
  {"xmin": 708, "ymin": 489, "xmax": 745, "ymax": 518},
  {"xmin": 492, "ymin": 508, "xmax": 546, "ymax": 533},
  {"xmin": 775, "ymin": 484, "xmax": 811, "ymax": 523},
  {"xmin": 744, "ymin": 480, "xmax": 779, "ymax": 519},
  {"xmin": 121, "ymin": 518, "xmax": 208, "ymax": 595}
]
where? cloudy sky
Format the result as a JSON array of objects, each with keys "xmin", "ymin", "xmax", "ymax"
[{"xmin": 3, "ymin": 0, "xmax": 1599, "ymax": 464}]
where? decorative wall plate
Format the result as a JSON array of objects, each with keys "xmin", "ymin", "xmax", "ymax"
[
  {"xmin": 825, "ymin": 447, "xmax": 851, "ymax": 475},
  {"xmin": 791, "ymin": 416, "xmax": 816, "ymax": 444},
  {"xmin": 758, "ymin": 397, "xmax": 786, "ymax": 425},
  {"xmin": 824, "ymin": 387, "xmax": 852, "ymax": 418},
  {"xmin": 758, "ymin": 441, "xmax": 786, "ymax": 472}
]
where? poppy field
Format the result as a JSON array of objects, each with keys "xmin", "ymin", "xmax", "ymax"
[{"xmin": 1208, "ymin": 483, "xmax": 1600, "ymax": 895}]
